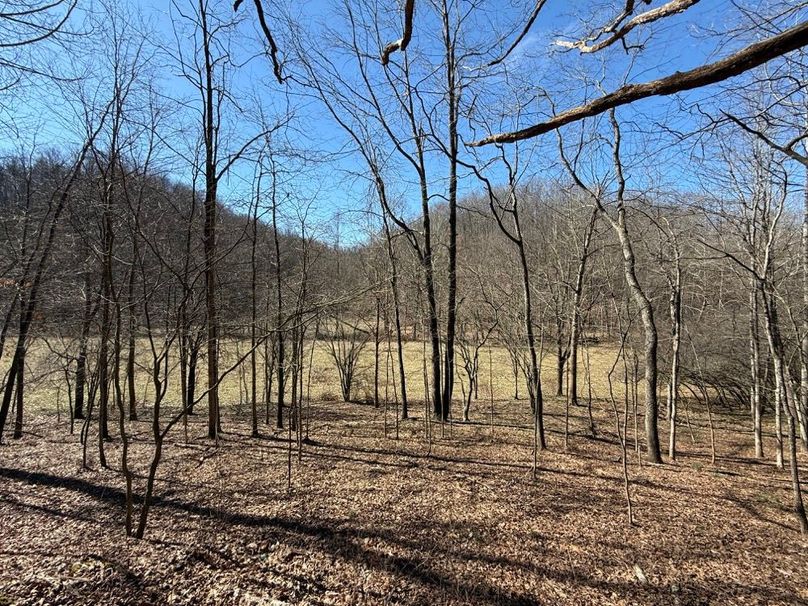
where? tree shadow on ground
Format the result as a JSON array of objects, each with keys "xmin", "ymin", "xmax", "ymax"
[{"xmin": 1, "ymin": 466, "xmax": 801, "ymax": 606}]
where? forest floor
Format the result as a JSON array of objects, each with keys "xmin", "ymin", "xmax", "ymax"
[{"xmin": 1, "ymin": 387, "xmax": 807, "ymax": 606}]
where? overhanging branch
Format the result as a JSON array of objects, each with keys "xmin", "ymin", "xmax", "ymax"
[
  {"xmin": 381, "ymin": 0, "xmax": 415, "ymax": 66},
  {"xmin": 471, "ymin": 20, "xmax": 808, "ymax": 146}
]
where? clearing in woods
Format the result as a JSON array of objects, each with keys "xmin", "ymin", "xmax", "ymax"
[{"xmin": 0, "ymin": 341, "xmax": 806, "ymax": 605}]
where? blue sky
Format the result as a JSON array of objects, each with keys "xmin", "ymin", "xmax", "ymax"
[{"xmin": 2, "ymin": 0, "xmax": 805, "ymax": 243}]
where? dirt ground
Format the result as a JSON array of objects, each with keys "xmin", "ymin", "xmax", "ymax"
[{"xmin": 1, "ymin": 386, "xmax": 806, "ymax": 606}]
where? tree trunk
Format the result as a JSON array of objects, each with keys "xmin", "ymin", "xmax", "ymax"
[
  {"xmin": 517, "ymin": 237, "xmax": 545, "ymax": 448},
  {"xmin": 374, "ymin": 297, "xmax": 381, "ymax": 408},
  {"xmin": 556, "ymin": 328, "xmax": 565, "ymax": 398},
  {"xmin": 440, "ymin": 0, "xmax": 459, "ymax": 422},
  {"xmin": 667, "ymin": 264, "xmax": 682, "ymax": 460},
  {"xmin": 613, "ymin": 207, "xmax": 662, "ymax": 463},
  {"xmin": 801, "ymin": 172, "xmax": 808, "ymax": 450},
  {"xmin": 570, "ymin": 207, "xmax": 598, "ymax": 406},
  {"xmin": 272, "ymin": 190, "xmax": 285, "ymax": 429},
  {"xmin": 787, "ymin": 414, "xmax": 808, "ymax": 533},
  {"xmin": 761, "ymin": 282, "xmax": 808, "ymax": 532},
  {"xmin": 382, "ymin": 213, "xmax": 408, "ymax": 419},
  {"xmin": 250, "ymin": 211, "xmax": 259, "ymax": 437},
  {"xmin": 750, "ymin": 285, "xmax": 764, "ymax": 458},
  {"xmin": 12, "ymin": 348, "xmax": 24, "ymax": 439},
  {"xmin": 201, "ymin": 1, "xmax": 220, "ymax": 440},
  {"xmin": 127, "ymin": 237, "xmax": 138, "ymax": 422}
]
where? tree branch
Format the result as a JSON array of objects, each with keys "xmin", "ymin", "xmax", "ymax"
[
  {"xmin": 722, "ymin": 111, "xmax": 808, "ymax": 167},
  {"xmin": 487, "ymin": 0, "xmax": 548, "ymax": 67},
  {"xmin": 236, "ymin": 0, "xmax": 284, "ymax": 83},
  {"xmin": 381, "ymin": 0, "xmax": 414, "ymax": 66},
  {"xmin": 555, "ymin": 0, "xmax": 699, "ymax": 54},
  {"xmin": 471, "ymin": 20, "xmax": 808, "ymax": 146}
]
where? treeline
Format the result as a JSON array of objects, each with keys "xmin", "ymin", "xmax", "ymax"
[
  {"xmin": 3, "ymin": 147, "xmax": 806, "ymax": 452},
  {"xmin": 2, "ymin": 134, "xmax": 808, "ymax": 535}
]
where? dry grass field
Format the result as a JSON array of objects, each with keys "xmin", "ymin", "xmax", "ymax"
[
  {"xmin": 1, "ymin": 340, "xmax": 807, "ymax": 605},
  {"xmin": 13, "ymin": 338, "xmax": 660, "ymax": 416}
]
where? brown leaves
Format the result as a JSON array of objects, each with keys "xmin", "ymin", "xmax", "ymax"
[{"xmin": 1, "ymin": 393, "xmax": 807, "ymax": 604}]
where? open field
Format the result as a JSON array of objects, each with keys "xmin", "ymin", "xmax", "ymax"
[
  {"xmin": 1, "ymin": 341, "xmax": 807, "ymax": 605},
  {"xmin": 13, "ymin": 338, "xmax": 672, "ymax": 417}
]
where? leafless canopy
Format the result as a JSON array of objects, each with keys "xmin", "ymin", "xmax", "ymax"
[
  {"xmin": 0, "ymin": 0, "xmax": 77, "ymax": 49},
  {"xmin": 0, "ymin": 0, "xmax": 78, "ymax": 81}
]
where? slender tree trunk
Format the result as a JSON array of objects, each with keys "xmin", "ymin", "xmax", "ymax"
[
  {"xmin": 290, "ymin": 328, "xmax": 299, "ymax": 431},
  {"xmin": 116, "ymin": 371, "xmax": 134, "ymax": 536},
  {"xmin": 761, "ymin": 282, "xmax": 808, "ymax": 532},
  {"xmin": 113, "ymin": 294, "xmax": 134, "ymax": 535},
  {"xmin": 203, "ymin": 175, "xmax": 219, "ymax": 439},
  {"xmin": 801, "ymin": 171, "xmax": 808, "ymax": 449},
  {"xmin": 416, "ymin": 167, "xmax": 441, "ymax": 421},
  {"xmin": 126, "ymin": 239, "xmax": 138, "ymax": 422},
  {"xmin": 188, "ymin": 342, "xmax": 198, "ymax": 414},
  {"xmin": 510, "ymin": 228, "xmax": 544, "ymax": 447},
  {"xmin": 98, "ymin": 285, "xmax": 111, "ymax": 449},
  {"xmin": 374, "ymin": 297, "xmax": 381, "ymax": 408},
  {"xmin": 750, "ymin": 285, "xmax": 764, "ymax": 458},
  {"xmin": 179, "ymin": 185, "xmax": 197, "ymax": 426},
  {"xmin": 251, "ymin": 211, "xmax": 259, "ymax": 437},
  {"xmin": 75, "ymin": 271, "xmax": 94, "ymax": 421},
  {"xmin": 272, "ymin": 190, "xmax": 285, "ymax": 429},
  {"xmin": 570, "ymin": 207, "xmax": 598, "ymax": 406},
  {"xmin": 382, "ymin": 214, "xmax": 408, "ymax": 418},
  {"xmin": 569, "ymin": 318, "xmax": 581, "ymax": 406},
  {"xmin": 788, "ymin": 414, "xmax": 808, "ymax": 533},
  {"xmin": 775, "ymin": 369, "xmax": 784, "ymax": 468},
  {"xmin": 667, "ymin": 264, "xmax": 682, "ymax": 460},
  {"xmin": 556, "ymin": 322, "xmax": 564, "ymax": 398},
  {"xmin": 12, "ymin": 347, "xmax": 24, "ymax": 439},
  {"xmin": 612, "ymin": 208, "xmax": 662, "ymax": 463},
  {"xmin": 440, "ymin": 0, "xmax": 459, "ymax": 422},
  {"xmin": 264, "ymin": 330, "xmax": 275, "ymax": 426},
  {"xmin": 135, "ymin": 436, "xmax": 163, "ymax": 539},
  {"xmin": 201, "ymin": 1, "xmax": 220, "ymax": 440},
  {"xmin": 97, "ymin": 148, "xmax": 118, "ymax": 451}
]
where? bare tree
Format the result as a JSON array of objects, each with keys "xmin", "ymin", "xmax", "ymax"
[
  {"xmin": 471, "ymin": 150, "xmax": 546, "ymax": 447},
  {"xmin": 558, "ymin": 111, "xmax": 663, "ymax": 463},
  {"xmin": 171, "ymin": 0, "xmax": 264, "ymax": 439},
  {"xmin": 0, "ymin": 123, "xmax": 107, "ymax": 442}
]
